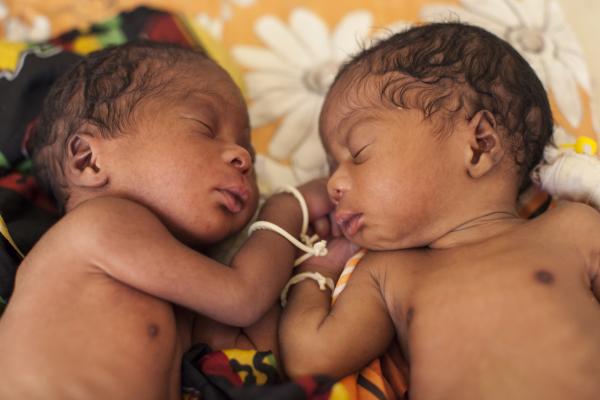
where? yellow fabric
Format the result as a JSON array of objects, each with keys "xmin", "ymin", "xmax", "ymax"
[
  {"xmin": 222, "ymin": 348, "xmax": 277, "ymax": 385},
  {"xmin": 0, "ymin": 214, "xmax": 24, "ymax": 258},
  {"xmin": 72, "ymin": 35, "xmax": 103, "ymax": 55},
  {"xmin": 0, "ymin": 40, "xmax": 27, "ymax": 72}
]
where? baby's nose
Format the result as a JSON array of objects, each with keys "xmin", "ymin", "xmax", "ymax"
[
  {"xmin": 327, "ymin": 174, "xmax": 347, "ymax": 205},
  {"xmin": 224, "ymin": 145, "xmax": 252, "ymax": 174}
]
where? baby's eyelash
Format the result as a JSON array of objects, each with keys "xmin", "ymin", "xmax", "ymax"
[
  {"xmin": 182, "ymin": 117, "xmax": 216, "ymax": 138},
  {"xmin": 196, "ymin": 122, "xmax": 215, "ymax": 137},
  {"xmin": 351, "ymin": 144, "xmax": 370, "ymax": 158}
]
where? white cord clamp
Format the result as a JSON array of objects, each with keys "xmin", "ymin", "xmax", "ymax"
[
  {"xmin": 280, "ymin": 271, "xmax": 334, "ymax": 307},
  {"xmin": 248, "ymin": 186, "xmax": 328, "ymax": 266}
]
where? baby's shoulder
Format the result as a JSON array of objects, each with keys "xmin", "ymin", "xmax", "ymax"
[
  {"xmin": 354, "ymin": 250, "xmax": 425, "ymax": 305},
  {"xmin": 536, "ymin": 202, "xmax": 600, "ymax": 260},
  {"xmin": 359, "ymin": 249, "xmax": 426, "ymax": 280},
  {"xmin": 20, "ymin": 197, "xmax": 158, "ymax": 278},
  {"xmin": 49, "ymin": 196, "xmax": 161, "ymax": 252},
  {"xmin": 542, "ymin": 201, "xmax": 600, "ymax": 233}
]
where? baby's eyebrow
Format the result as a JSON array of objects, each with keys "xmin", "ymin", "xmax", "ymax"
[{"xmin": 341, "ymin": 115, "xmax": 378, "ymax": 146}]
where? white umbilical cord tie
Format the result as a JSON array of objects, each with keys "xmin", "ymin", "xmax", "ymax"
[{"xmin": 248, "ymin": 186, "xmax": 328, "ymax": 266}]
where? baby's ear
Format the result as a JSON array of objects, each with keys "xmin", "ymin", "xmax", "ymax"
[
  {"xmin": 464, "ymin": 110, "xmax": 505, "ymax": 179},
  {"xmin": 65, "ymin": 124, "xmax": 109, "ymax": 189}
]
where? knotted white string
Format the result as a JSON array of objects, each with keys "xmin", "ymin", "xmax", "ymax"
[
  {"xmin": 248, "ymin": 186, "xmax": 328, "ymax": 266},
  {"xmin": 280, "ymin": 271, "xmax": 334, "ymax": 307}
]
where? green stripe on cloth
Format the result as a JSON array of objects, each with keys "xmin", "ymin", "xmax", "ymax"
[
  {"xmin": 0, "ymin": 296, "xmax": 6, "ymax": 317},
  {"xmin": 0, "ymin": 151, "xmax": 10, "ymax": 169},
  {"xmin": 96, "ymin": 16, "xmax": 127, "ymax": 47},
  {"xmin": 15, "ymin": 158, "xmax": 32, "ymax": 173}
]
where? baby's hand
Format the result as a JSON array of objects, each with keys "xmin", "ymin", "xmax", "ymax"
[
  {"xmin": 299, "ymin": 237, "xmax": 358, "ymax": 279},
  {"xmin": 297, "ymin": 178, "xmax": 333, "ymax": 221}
]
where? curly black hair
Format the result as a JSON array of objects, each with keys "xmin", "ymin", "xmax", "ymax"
[
  {"xmin": 331, "ymin": 22, "xmax": 553, "ymax": 192},
  {"xmin": 29, "ymin": 40, "xmax": 210, "ymax": 211}
]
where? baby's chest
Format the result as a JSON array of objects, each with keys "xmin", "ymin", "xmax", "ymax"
[
  {"xmin": 395, "ymin": 244, "xmax": 600, "ymax": 389},
  {"xmin": 392, "ymin": 244, "xmax": 586, "ymax": 331},
  {"xmin": 441, "ymin": 249, "xmax": 574, "ymax": 293}
]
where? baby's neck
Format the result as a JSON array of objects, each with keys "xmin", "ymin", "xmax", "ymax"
[{"xmin": 428, "ymin": 209, "xmax": 524, "ymax": 249}]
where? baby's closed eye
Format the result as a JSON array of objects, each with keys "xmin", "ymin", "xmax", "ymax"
[
  {"xmin": 350, "ymin": 142, "xmax": 372, "ymax": 163},
  {"xmin": 181, "ymin": 116, "xmax": 216, "ymax": 138}
]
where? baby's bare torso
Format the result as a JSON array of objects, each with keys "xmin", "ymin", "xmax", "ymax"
[
  {"xmin": 0, "ymin": 214, "xmax": 190, "ymax": 400},
  {"xmin": 376, "ymin": 204, "xmax": 600, "ymax": 400}
]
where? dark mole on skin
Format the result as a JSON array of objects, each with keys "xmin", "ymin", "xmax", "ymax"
[
  {"xmin": 406, "ymin": 307, "xmax": 414, "ymax": 327},
  {"xmin": 534, "ymin": 270, "xmax": 554, "ymax": 285},
  {"xmin": 148, "ymin": 323, "xmax": 159, "ymax": 337}
]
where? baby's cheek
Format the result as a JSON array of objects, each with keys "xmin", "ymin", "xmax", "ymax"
[{"xmin": 373, "ymin": 175, "xmax": 408, "ymax": 205}]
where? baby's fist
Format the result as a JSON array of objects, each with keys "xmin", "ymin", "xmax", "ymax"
[
  {"xmin": 299, "ymin": 237, "xmax": 358, "ymax": 280},
  {"xmin": 298, "ymin": 178, "xmax": 333, "ymax": 221}
]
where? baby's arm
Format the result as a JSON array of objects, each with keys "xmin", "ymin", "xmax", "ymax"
[
  {"xmin": 557, "ymin": 202, "xmax": 600, "ymax": 302},
  {"xmin": 64, "ymin": 183, "xmax": 329, "ymax": 327},
  {"xmin": 280, "ymin": 247, "xmax": 395, "ymax": 379},
  {"xmin": 191, "ymin": 301, "xmax": 280, "ymax": 353},
  {"xmin": 561, "ymin": 202, "xmax": 600, "ymax": 302}
]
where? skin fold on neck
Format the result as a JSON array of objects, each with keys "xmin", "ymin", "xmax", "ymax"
[{"xmin": 429, "ymin": 210, "xmax": 524, "ymax": 249}]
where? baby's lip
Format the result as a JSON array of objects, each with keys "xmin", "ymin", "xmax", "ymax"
[
  {"xmin": 217, "ymin": 185, "xmax": 250, "ymax": 213},
  {"xmin": 334, "ymin": 211, "xmax": 364, "ymax": 237}
]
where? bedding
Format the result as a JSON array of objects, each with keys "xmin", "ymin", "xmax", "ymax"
[
  {"xmin": 181, "ymin": 344, "xmax": 340, "ymax": 400},
  {"xmin": 1, "ymin": 1, "xmax": 598, "ymax": 399}
]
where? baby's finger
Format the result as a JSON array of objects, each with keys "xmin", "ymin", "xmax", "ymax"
[{"xmin": 313, "ymin": 217, "xmax": 330, "ymax": 239}]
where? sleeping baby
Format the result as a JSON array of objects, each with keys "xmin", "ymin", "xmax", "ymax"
[
  {"xmin": 0, "ymin": 40, "xmax": 336, "ymax": 399},
  {"xmin": 280, "ymin": 22, "xmax": 600, "ymax": 400}
]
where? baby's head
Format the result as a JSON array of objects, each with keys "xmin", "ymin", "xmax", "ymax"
[
  {"xmin": 30, "ymin": 41, "xmax": 258, "ymax": 247},
  {"xmin": 320, "ymin": 22, "xmax": 553, "ymax": 250}
]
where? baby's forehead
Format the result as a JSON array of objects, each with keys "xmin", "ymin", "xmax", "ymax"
[
  {"xmin": 156, "ymin": 62, "xmax": 245, "ymax": 108},
  {"xmin": 320, "ymin": 74, "xmax": 393, "ymax": 135},
  {"xmin": 165, "ymin": 60, "xmax": 234, "ymax": 89}
]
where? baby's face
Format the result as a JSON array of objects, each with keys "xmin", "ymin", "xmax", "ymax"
[
  {"xmin": 320, "ymin": 81, "xmax": 466, "ymax": 250},
  {"xmin": 107, "ymin": 60, "xmax": 258, "ymax": 248}
]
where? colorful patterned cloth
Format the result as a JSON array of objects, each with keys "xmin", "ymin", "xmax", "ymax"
[{"xmin": 182, "ymin": 343, "xmax": 346, "ymax": 400}]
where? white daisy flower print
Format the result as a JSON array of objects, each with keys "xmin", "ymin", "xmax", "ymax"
[
  {"xmin": 196, "ymin": 13, "xmax": 224, "ymax": 39},
  {"xmin": 421, "ymin": 0, "xmax": 591, "ymax": 128},
  {"xmin": 233, "ymin": 8, "xmax": 373, "ymax": 188},
  {"xmin": 4, "ymin": 13, "xmax": 51, "ymax": 42},
  {"xmin": 196, "ymin": 0, "xmax": 256, "ymax": 39}
]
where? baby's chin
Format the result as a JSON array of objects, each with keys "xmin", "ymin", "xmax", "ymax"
[
  {"xmin": 173, "ymin": 212, "xmax": 254, "ymax": 250},
  {"xmin": 348, "ymin": 229, "xmax": 423, "ymax": 252},
  {"xmin": 345, "ymin": 232, "xmax": 389, "ymax": 251}
]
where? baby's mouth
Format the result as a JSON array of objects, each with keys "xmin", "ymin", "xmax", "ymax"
[
  {"xmin": 217, "ymin": 186, "xmax": 249, "ymax": 213},
  {"xmin": 335, "ymin": 212, "xmax": 364, "ymax": 237}
]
